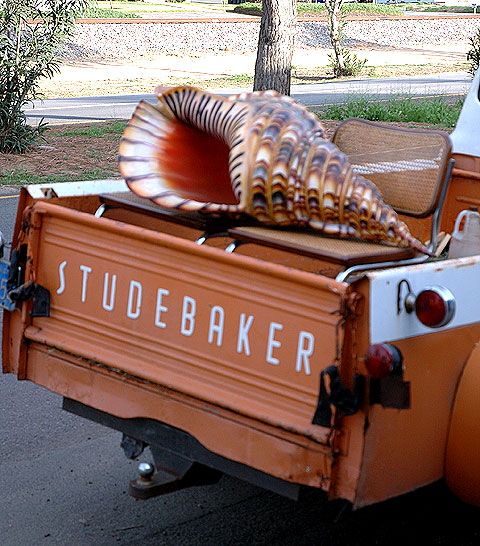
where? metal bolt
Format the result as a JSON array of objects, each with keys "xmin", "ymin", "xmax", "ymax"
[
  {"xmin": 138, "ymin": 462, "xmax": 155, "ymax": 481},
  {"xmin": 404, "ymin": 292, "xmax": 416, "ymax": 314}
]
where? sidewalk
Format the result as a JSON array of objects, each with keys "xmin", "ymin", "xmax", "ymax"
[{"xmin": 53, "ymin": 45, "xmax": 469, "ymax": 85}]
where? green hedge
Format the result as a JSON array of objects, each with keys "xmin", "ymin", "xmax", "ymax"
[
  {"xmin": 233, "ymin": 2, "xmax": 403, "ymax": 16},
  {"xmin": 80, "ymin": 6, "xmax": 140, "ymax": 18},
  {"xmin": 407, "ymin": 3, "xmax": 478, "ymax": 13}
]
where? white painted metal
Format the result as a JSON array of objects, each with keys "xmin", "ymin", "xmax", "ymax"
[
  {"xmin": 26, "ymin": 179, "xmax": 127, "ymax": 199},
  {"xmin": 368, "ymin": 255, "xmax": 480, "ymax": 343},
  {"xmin": 450, "ymin": 68, "xmax": 480, "ymax": 157}
]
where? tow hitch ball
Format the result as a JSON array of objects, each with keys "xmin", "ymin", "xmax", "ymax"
[{"xmin": 129, "ymin": 460, "xmax": 222, "ymax": 500}]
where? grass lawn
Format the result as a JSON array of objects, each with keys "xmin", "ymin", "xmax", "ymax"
[
  {"xmin": 89, "ymin": 1, "xmax": 407, "ymax": 17},
  {"xmin": 93, "ymin": 0, "xmax": 240, "ymax": 14}
]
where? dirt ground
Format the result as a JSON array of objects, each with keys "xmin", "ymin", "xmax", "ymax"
[
  {"xmin": 0, "ymin": 124, "xmax": 122, "ymax": 184},
  {"xmin": 0, "ymin": 119, "xmax": 343, "ymax": 185}
]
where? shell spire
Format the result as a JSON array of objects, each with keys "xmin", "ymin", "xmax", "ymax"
[{"xmin": 118, "ymin": 85, "xmax": 430, "ymax": 255}]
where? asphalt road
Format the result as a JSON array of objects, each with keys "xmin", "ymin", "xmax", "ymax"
[
  {"xmin": 25, "ymin": 73, "xmax": 473, "ymax": 125},
  {"xmin": 1, "ymin": 190, "xmax": 480, "ymax": 545}
]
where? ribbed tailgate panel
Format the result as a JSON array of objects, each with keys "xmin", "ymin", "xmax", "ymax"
[{"xmin": 25, "ymin": 201, "xmax": 346, "ymax": 441}]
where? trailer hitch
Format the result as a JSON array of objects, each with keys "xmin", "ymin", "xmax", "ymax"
[
  {"xmin": 129, "ymin": 460, "xmax": 222, "ymax": 500},
  {"xmin": 312, "ymin": 365, "xmax": 365, "ymax": 428}
]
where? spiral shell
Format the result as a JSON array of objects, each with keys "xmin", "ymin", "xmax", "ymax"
[{"xmin": 118, "ymin": 86, "xmax": 429, "ymax": 255}]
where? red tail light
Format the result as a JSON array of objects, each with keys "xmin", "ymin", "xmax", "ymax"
[
  {"xmin": 415, "ymin": 286, "xmax": 455, "ymax": 328},
  {"xmin": 364, "ymin": 343, "xmax": 403, "ymax": 379}
]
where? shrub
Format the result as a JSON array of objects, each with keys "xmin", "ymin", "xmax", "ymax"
[
  {"xmin": 328, "ymin": 47, "xmax": 366, "ymax": 77},
  {"xmin": 0, "ymin": 0, "xmax": 88, "ymax": 154},
  {"xmin": 467, "ymin": 27, "xmax": 480, "ymax": 76}
]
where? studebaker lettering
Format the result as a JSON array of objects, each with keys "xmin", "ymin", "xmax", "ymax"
[{"xmin": 56, "ymin": 260, "xmax": 314, "ymax": 375}]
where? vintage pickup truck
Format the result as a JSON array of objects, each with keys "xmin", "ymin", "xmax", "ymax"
[{"xmin": 3, "ymin": 70, "xmax": 480, "ymax": 511}]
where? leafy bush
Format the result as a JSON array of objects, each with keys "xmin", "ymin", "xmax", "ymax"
[
  {"xmin": 328, "ymin": 47, "xmax": 366, "ymax": 77},
  {"xmin": 0, "ymin": 0, "xmax": 88, "ymax": 154},
  {"xmin": 467, "ymin": 27, "xmax": 480, "ymax": 76}
]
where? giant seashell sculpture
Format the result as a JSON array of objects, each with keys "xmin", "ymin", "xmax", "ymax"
[{"xmin": 118, "ymin": 86, "xmax": 430, "ymax": 255}]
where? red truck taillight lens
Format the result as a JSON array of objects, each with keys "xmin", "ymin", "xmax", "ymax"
[
  {"xmin": 415, "ymin": 286, "xmax": 455, "ymax": 328},
  {"xmin": 364, "ymin": 343, "xmax": 403, "ymax": 379}
]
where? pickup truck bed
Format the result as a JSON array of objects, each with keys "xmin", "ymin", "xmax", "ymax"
[{"xmin": 4, "ymin": 162, "xmax": 480, "ymax": 509}]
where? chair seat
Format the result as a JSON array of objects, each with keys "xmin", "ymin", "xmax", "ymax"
[
  {"xmin": 99, "ymin": 192, "xmax": 256, "ymax": 233},
  {"xmin": 228, "ymin": 226, "xmax": 414, "ymax": 267}
]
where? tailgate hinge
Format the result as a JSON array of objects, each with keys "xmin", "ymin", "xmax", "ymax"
[{"xmin": 9, "ymin": 280, "xmax": 50, "ymax": 317}]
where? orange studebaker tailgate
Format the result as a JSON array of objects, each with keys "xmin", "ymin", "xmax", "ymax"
[{"xmin": 3, "ymin": 198, "xmax": 352, "ymax": 491}]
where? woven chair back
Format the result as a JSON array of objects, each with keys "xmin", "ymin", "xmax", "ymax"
[{"xmin": 333, "ymin": 118, "xmax": 452, "ymax": 218}]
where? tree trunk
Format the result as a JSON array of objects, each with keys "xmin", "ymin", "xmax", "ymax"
[{"xmin": 253, "ymin": 0, "xmax": 297, "ymax": 96}]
